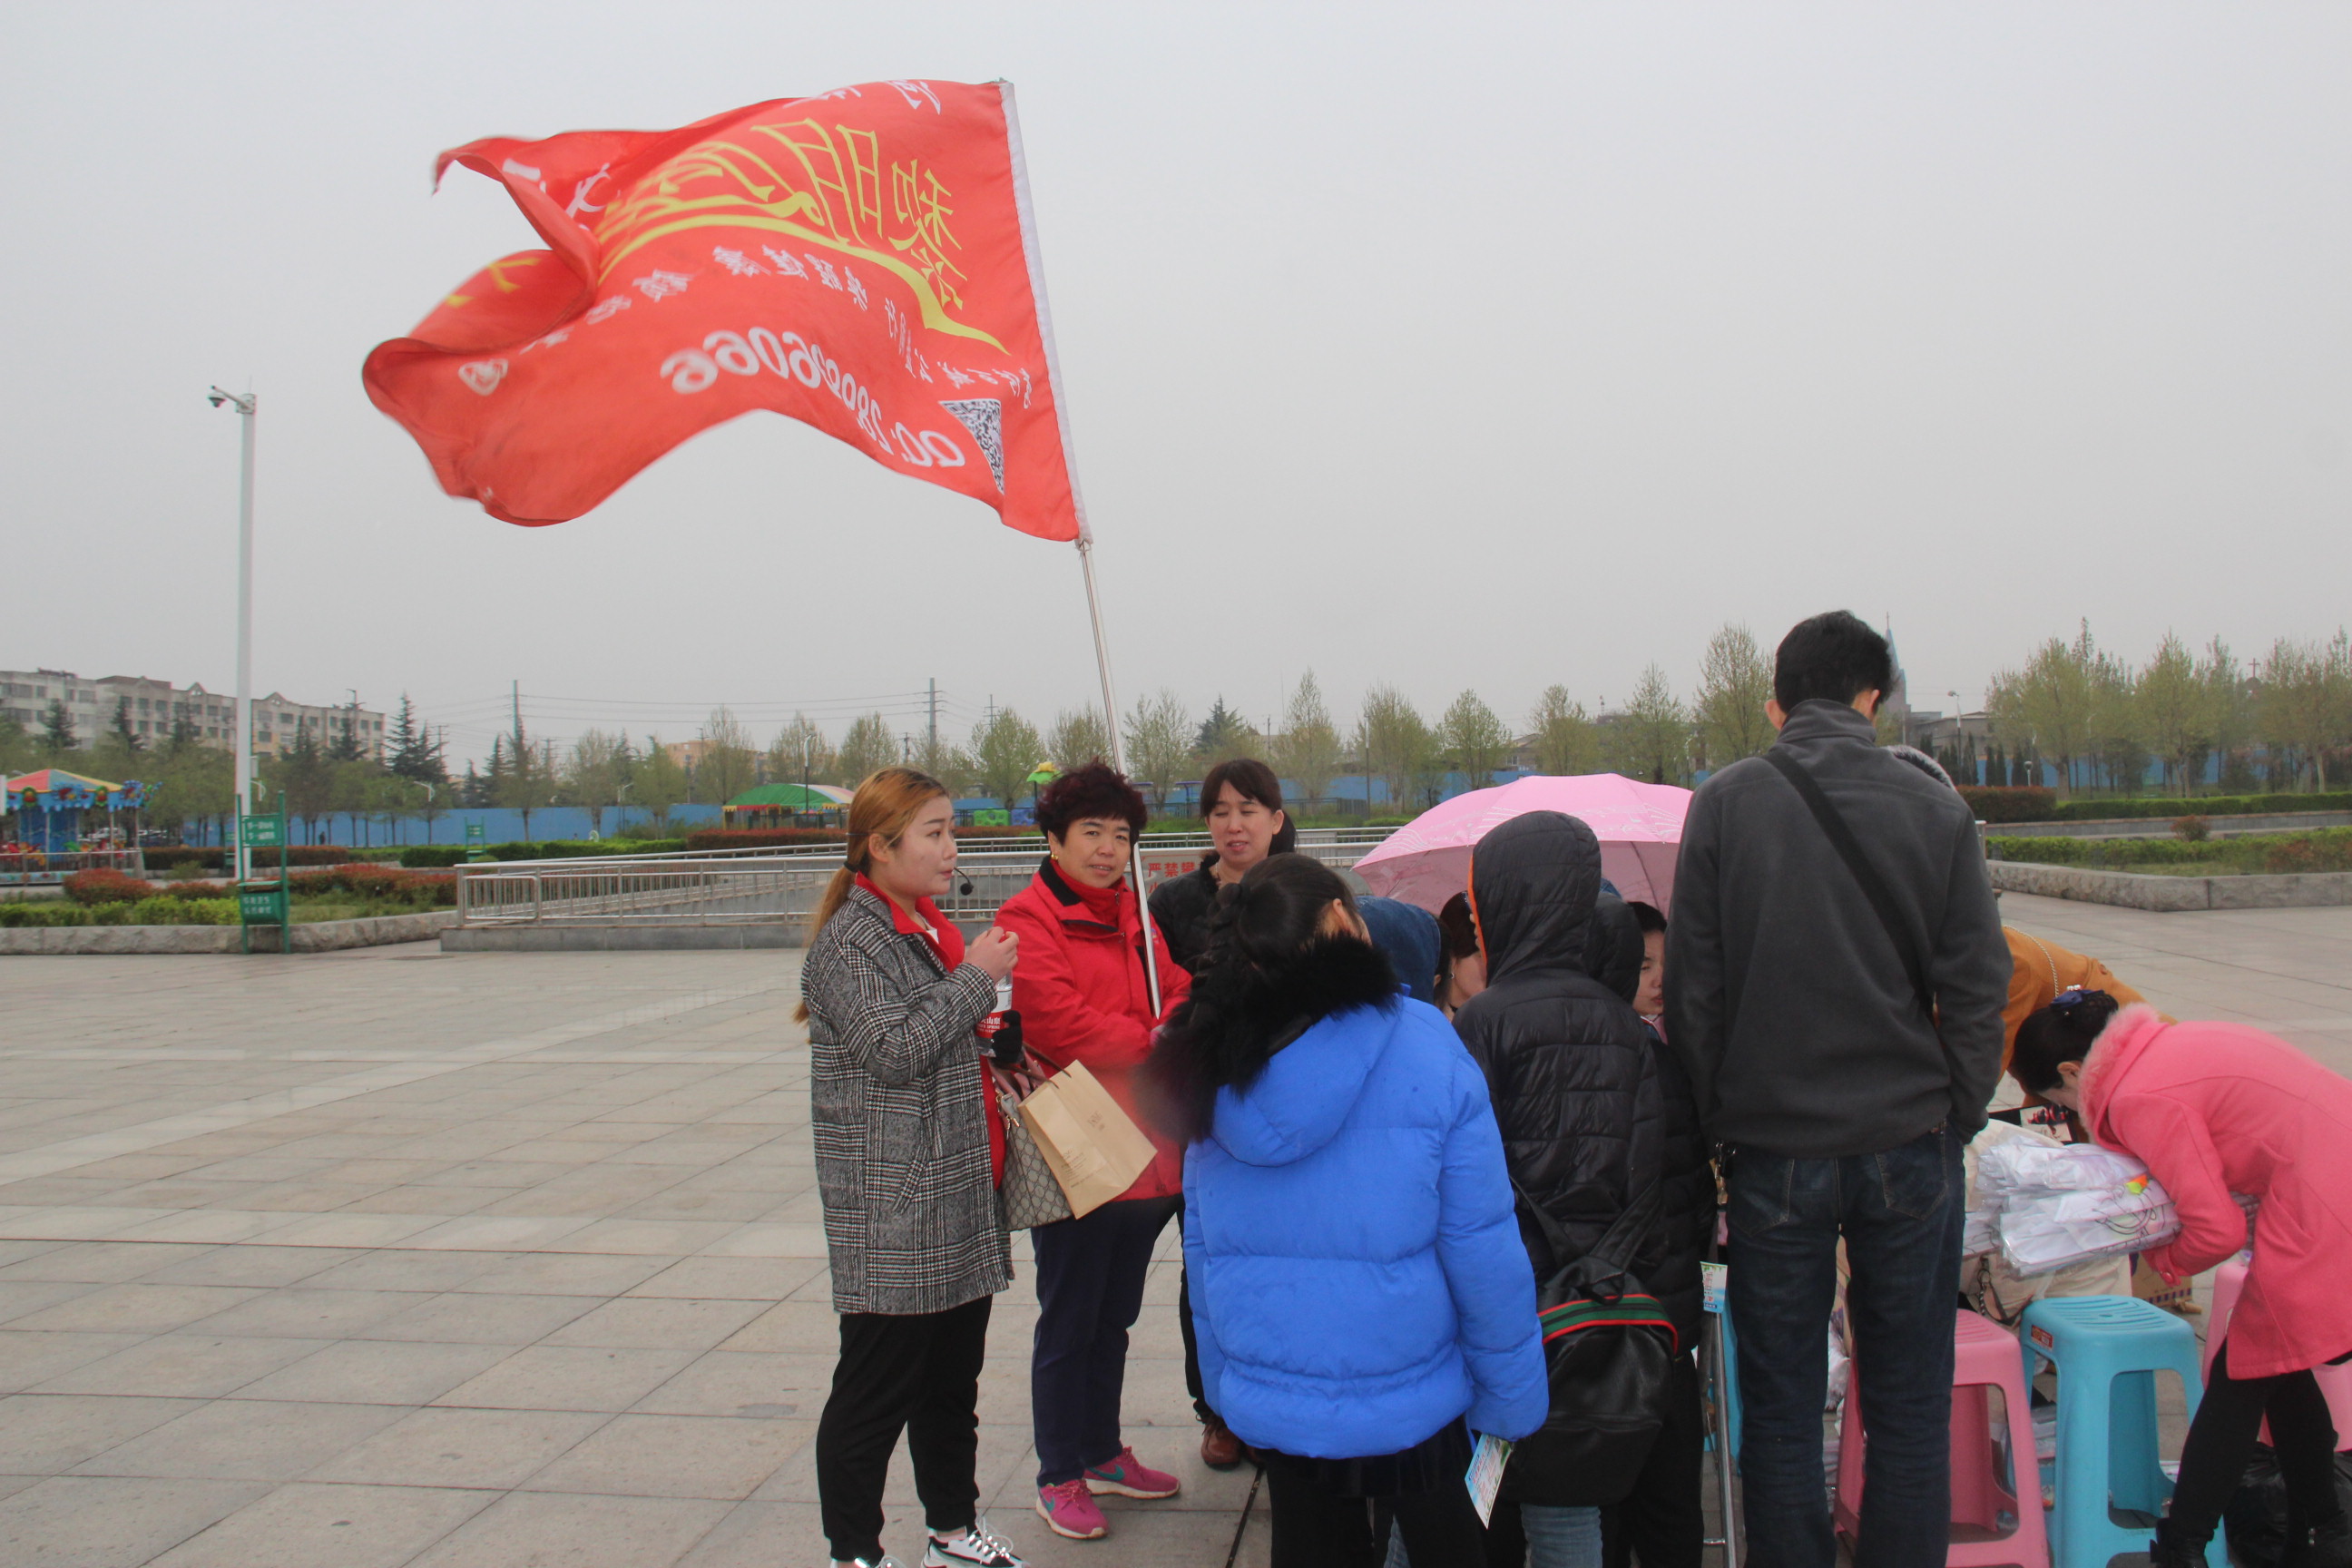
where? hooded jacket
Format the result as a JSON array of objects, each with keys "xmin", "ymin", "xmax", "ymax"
[
  {"xmin": 1455, "ymin": 813, "xmax": 1669, "ymax": 1301},
  {"xmin": 1158, "ymin": 938, "xmax": 1549, "ymax": 1459},
  {"xmin": 1588, "ymin": 895, "xmax": 1714, "ymax": 1349},
  {"xmin": 1666, "ymin": 701, "xmax": 2010, "ymax": 1158},
  {"xmin": 1359, "ymin": 896, "xmax": 1444, "ymax": 1005},
  {"xmin": 2083, "ymin": 1006, "xmax": 2352, "ymax": 1379}
]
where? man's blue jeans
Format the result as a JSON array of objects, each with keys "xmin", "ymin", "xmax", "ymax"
[{"xmin": 1727, "ymin": 1123, "xmax": 1965, "ymax": 1568}]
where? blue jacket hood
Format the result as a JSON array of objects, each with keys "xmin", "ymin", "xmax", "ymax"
[{"xmin": 1210, "ymin": 1005, "xmax": 1387, "ymax": 1168}]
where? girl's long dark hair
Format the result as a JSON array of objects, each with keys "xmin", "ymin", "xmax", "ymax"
[{"xmin": 1142, "ymin": 855, "xmax": 1388, "ymax": 1142}]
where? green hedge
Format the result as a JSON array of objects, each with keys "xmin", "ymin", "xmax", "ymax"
[
  {"xmin": 138, "ymin": 845, "xmax": 397, "ymax": 872},
  {"xmin": 1959, "ymin": 789, "xmax": 2352, "ymax": 825},
  {"xmin": 1957, "ymin": 788, "xmax": 2058, "ymax": 823},
  {"xmin": 0, "ymin": 897, "xmax": 237, "ymax": 927},
  {"xmin": 1989, "ymin": 828, "xmax": 2352, "ymax": 875},
  {"xmin": 397, "ymin": 840, "xmax": 686, "ymax": 867},
  {"xmin": 681, "ymin": 827, "xmax": 1035, "ymax": 851},
  {"xmin": 2049, "ymin": 791, "xmax": 2352, "ymax": 822}
]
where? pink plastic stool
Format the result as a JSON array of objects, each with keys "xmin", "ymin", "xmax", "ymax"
[
  {"xmin": 1837, "ymin": 1311, "xmax": 2051, "ymax": 1568},
  {"xmin": 2205, "ymin": 1261, "xmax": 2352, "ymax": 1446}
]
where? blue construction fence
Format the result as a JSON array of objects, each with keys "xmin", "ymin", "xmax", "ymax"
[
  {"xmin": 182, "ymin": 804, "xmax": 726, "ymax": 848},
  {"xmin": 168, "ymin": 769, "xmax": 1517, "ymax": 849}
]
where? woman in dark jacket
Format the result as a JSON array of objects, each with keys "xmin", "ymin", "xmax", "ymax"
[
  {"xmin": 1149, "ymin": 756, "xmax": 1298, "ymax": 969},
  {"xmin": 1585, "ymin": 897, "xmax": 1713, "ymax": 1568},
  {"xmin": 1453, "ymin": 811, "xmax": 1670, "ymax": 1568}
]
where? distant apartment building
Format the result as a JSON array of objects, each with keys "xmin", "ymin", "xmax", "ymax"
[{"xmin": 0, "ymin": 669, "xmax": 385, "ymax": 760}]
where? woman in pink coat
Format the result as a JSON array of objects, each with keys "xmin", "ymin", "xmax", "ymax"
[{"xmin": 2014, "ymin": 991, "xmax": 2352, "ymax": 1568}]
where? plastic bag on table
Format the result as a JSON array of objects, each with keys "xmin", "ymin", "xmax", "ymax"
[
  {"xmin": 1975, "ymin": 1142, "xmax": 2154, "ymax": 1205},
  {"xmin": 2035, "ymin": 1181, "xmax": 2172, "ymax": 1225},
  {"xmin": 1963, "ymin": 1210, "xmax": 2002, "ymax": 1259},
  {"xmin": 1999, "ymin": 1200, "xmax": 2180, "ymax": 1276}
]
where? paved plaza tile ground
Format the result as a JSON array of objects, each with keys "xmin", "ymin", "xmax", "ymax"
[{"xmin": 0, "ymin": 893, "xmax": 2343, "ymax": 1565}]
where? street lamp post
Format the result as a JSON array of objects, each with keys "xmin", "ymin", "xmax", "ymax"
[{"xmin": 209, "ymin": 387, "xmax": 256, "ymax": 880}]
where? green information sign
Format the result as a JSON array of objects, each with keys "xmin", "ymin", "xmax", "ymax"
[
  {"xmin": 237, "ymin": 800, "xmax": 293, "ymax": 954},
  {"xmin": 465, "ymin": 822, "xmax": 485, "ymax": 843},
  {"xmin": 971, "ymin": 808, "xmax": 1011, "ymax": 827},
  {"xmin": 238, "ymin": 886, "xmax": 289, "ymax": 924}
]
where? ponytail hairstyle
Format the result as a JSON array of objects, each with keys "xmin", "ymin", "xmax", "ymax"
[
  {"xmin": 793, "ymin": 766, "xmax": 951, "ymax": 1024},
  {"xmin": 1141, "ymin": 854, "xmax": 1391, "ymax": 1143},
  {"xmin": 2009, "ymin": 987, "xmax": 2121, "ymax": 1094}
]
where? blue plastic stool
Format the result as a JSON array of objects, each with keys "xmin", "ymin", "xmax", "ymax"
[{"xmin": 2018, "ymin": 1295, "xmax": 2214, "ymax": 1568}]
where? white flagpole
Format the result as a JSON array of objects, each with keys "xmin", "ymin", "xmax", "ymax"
[
  {"xmin": 999, "ymin": 81, "xmax": 1163, "ymax": 1013},
  {"xmin": 210, "ymin": 387, "xmax": 258, "ymax": 882}
]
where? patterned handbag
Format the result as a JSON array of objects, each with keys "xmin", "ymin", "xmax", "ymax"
[{"xmin": 992, "ymin": 1059, "xmax": 1073, "ymax": 1230}]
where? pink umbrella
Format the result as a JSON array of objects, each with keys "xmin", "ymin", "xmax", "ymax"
[{"xmin": 1353, "ymin": 774, "xmax": 1693, "ymax": 914}]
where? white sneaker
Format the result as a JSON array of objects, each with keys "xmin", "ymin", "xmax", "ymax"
[{"xmin": 925, "ymin": 1514, "xmax": 1027, "ymax": 1567}]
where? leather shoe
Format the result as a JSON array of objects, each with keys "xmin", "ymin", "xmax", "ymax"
[{"xmin": 1199, "ymin": 1418, "xmax": 1243, "ymax": 1471}]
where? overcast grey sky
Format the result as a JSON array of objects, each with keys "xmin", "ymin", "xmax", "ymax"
[{"xmin": 5, "ymin": 3, "xmax": 2347, "ymax": 767}]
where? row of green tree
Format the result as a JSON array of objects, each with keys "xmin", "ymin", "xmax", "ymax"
[
  {"xmin": 12, "ymin": 619, "xmax": 2342, "ymax": 844},
  {"xmin": 1983, "ymin": 627, "xmax": 2351, "ymax": 797}
]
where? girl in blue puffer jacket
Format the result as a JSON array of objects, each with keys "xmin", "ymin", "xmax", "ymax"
[{"xmin": 1141, "ymin": 856, "xmax": 1549, "ymax": 1567}]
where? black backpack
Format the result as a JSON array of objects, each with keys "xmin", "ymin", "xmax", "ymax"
[{"xmin": 1502, "ymin": 1175, "xmax": 1678, "ymax": 1506}]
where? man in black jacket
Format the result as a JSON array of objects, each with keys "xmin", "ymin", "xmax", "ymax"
[{"xmin": 1666, "ymin": 611, "xmax": 2007, "ymax": 1568}]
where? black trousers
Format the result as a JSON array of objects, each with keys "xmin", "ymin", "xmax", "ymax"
[
  {"xmin": 1265, "ymin": 1452, "xmax": 1488, "ymax": 1568},
  {"xmin": 1602, "ymin": 1352, "xmax": 1707, "ymax": 1568},
  {"xmin": 1033, "ymin": 1193, "xmax": 1178, "ymax": 1485},
  {"xmin": 816, "ymin": 1294, "xmax": 992, "ymax": 1563},
  {"xmin": 2168, "ymin": 1338, "xmax": 2344, "ymax": 1543}
]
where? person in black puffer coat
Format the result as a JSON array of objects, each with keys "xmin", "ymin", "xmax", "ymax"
[
  {"xmin": 1455, "ymin": 811, "xmax": 1667, "ymax": 1568},
  {"xmin": 1586, "ymin": 895, "xmax": 1713, "ymax": 1568}
]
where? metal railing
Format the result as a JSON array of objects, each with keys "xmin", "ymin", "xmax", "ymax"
[
  {"xmin": 0, "ymin": 848, "xmax": 148, "ymax": 887},
  {"xmin": 452, "ymin": 829, "xmax": 1396, "ymax": 928}
]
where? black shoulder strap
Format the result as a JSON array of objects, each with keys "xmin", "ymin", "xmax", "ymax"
[
  {"xmin": 1762, "ymin": 748, "xmax": 1936, "ymax": 1025},
  {"xmin": 1512, "ymin": 1173, "xmax": 1661, "ymax": 1289}
]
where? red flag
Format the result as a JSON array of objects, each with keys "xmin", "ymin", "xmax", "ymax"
[{"xmin": 364, "ymin": 81, "xmax": 1083, "ymax": 541}]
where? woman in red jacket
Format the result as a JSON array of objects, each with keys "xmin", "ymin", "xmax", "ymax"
[{"xmin": 995, "ymin": 762, "xmax": 1191, "ymax": 1544}]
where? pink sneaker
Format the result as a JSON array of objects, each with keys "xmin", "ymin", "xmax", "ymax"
[
  {"xmin": 1083, "ymin": 1447, "xmax": 1180, "ymax": 1500},
  {"xmin": 1034, "ymin": 1479, "xmax": 1106, "ymax": 1540}
]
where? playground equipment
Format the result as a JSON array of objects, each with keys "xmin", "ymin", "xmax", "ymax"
[{"xmin": 2, "ymin": 769, "xmax": 150, "ymax": 883}]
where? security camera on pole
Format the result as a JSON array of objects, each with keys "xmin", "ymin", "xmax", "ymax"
[{"xmin": 208, "ymin": 387, "xmax": 257, "ymax": 881}]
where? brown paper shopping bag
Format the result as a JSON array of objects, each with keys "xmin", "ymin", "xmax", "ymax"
[{"xmin": 1016, "ymin": 1059, "xmax": 1158, "ymax": 1220}]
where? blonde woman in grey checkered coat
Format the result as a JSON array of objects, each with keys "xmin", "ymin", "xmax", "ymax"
[{"xmin": 799, "ymin": 768, "xmax": 1027, "ymax": 1568}]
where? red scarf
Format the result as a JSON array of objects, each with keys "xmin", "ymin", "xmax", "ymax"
[{"xmin": 854, "ymin": 875, "xmax": 1002, "ymax": 1187}]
